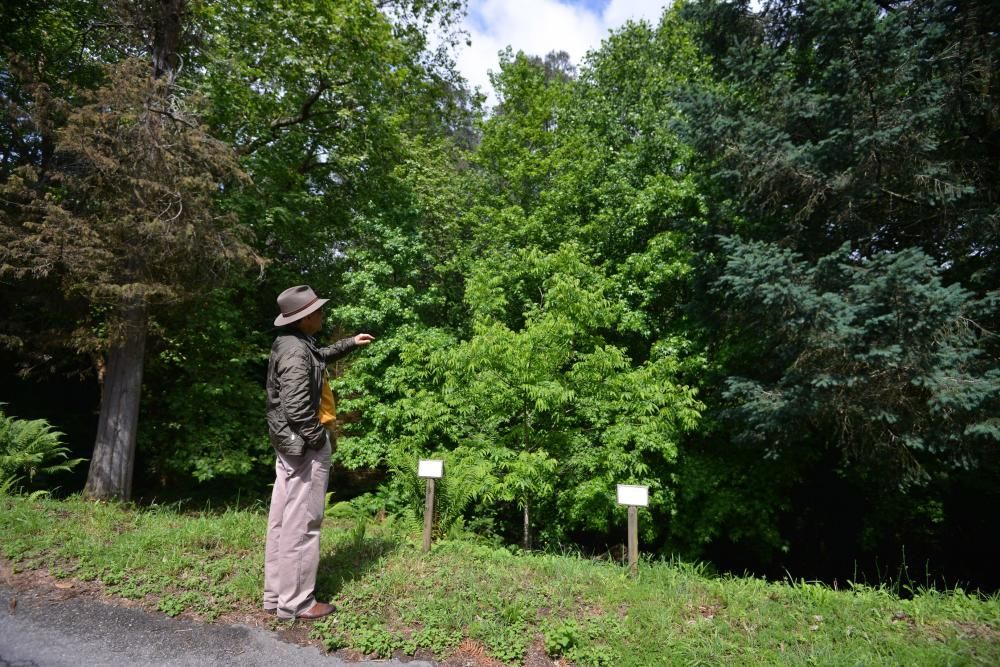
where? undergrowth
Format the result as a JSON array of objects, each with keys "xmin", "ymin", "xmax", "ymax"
[{"xmin": 1, "ymin": 494, "xmax": 997, "ymax": 665}]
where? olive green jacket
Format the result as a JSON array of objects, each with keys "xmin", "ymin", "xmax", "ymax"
[{"xmin": 266, "ymin": 330, "xmax": 357, "ymax": 456}]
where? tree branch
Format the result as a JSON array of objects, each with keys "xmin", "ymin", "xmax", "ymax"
[{"xmin": 235, "ymin": 78, "xmax": 349, "ymax": 156}]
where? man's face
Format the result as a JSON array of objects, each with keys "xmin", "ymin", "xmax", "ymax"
[{"xmin": 298, "ymin": 308, "xmax": 323, "ymax": 335}]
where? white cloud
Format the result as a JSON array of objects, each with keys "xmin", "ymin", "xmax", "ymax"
[
  {"xmin": 604, "ymin": 0, "xmax": 669, "ymax": 26},
  {"xmin": 455, "ymin": 0, "xmax": 671, "ymax": 107}
]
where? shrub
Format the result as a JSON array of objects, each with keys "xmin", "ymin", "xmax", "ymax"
[{"xmin": 0, "ymin": 405, "xmax": 85, "ymax": 494}]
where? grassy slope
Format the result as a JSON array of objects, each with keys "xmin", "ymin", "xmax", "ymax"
[{"xmin": 1, "ymin": 495, "xmax": 997, "ymax": 665}]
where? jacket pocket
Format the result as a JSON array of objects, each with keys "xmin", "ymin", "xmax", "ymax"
[{"xmin": 279, "ymin": 434, "xmax": 306, "ymax": 457}]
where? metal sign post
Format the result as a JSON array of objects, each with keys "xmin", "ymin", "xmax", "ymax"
[
  {"xmin": 616, "ymin": 484, "xmax": 649, "ymax": 577},
  {"xmin": 418, "ymin": 459, "xmax": 443, "ymax": 553}
]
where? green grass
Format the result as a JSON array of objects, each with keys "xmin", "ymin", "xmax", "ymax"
[{"xmin": 2, "ymin": 494, "xmax": 997, "ymax": 665}]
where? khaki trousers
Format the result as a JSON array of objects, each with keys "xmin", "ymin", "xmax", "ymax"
[{"xmin": 263, "ymin": 437, "xmax": 331, "ymax": 619}]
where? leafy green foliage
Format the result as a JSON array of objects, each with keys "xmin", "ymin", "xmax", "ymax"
[
  {"xmin": 138, "ymin": 286, "xmax": 271, "ymax": 489},
  {"xmin": 340, "ymin": 240, "xmax": 704, "ymax": 546},
  {"xmin": 543, "ymin": 618, "xmax": 580, "ymax": 656},
  {"xmin": 332, "ymin": 8, "xmax": 711, "ymax": 551},
  {"xmin": 0, "ymin": 406, "xmax": 85, "ymax": 493},
  {"xmin": 387, "ymin": 448, "xmax": 498, "ymax": 537}
]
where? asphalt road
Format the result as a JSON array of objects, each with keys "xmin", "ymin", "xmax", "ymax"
[{"xmin": 0, "ymin": 585, "xmax": 433, "ymax": 667}]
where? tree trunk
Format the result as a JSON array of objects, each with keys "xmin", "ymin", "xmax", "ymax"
[
  {"xmin": 83, "ymin": 299, "xmax": 148, "ymax": 500},
  {"xmin": 522, "ymin": 498, "xmax": 531, "ymax": 551},
  {"xmin": 83, "ymin": 1, "xmax": 181, "ymax": 501},
  {"xmin": 152, "ymin": 0, "xmax": 185, "ymax": 82}
]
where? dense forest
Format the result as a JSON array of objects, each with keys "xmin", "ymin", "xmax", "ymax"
[{"xmin": 2, "ymin": 0, "xmax": 997, "ymax": 591}]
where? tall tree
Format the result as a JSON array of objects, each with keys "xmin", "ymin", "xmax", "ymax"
[
  {"xmin": 3, "ymin": 0, "xmax": 471, "ymax": 497},
  {"xmin": 674, "ymin": 0, "xmax": 1000, "ymax": 579},
  {"xmin": 1, "ymin": 0, "xmax": 258, "ymax": 499},
  {"xmin": 341, "ymin": 14, "xmax": 711, "ymax": 547}
]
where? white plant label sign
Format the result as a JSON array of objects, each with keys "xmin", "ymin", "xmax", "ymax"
[
  {"xmin": 418, "ymin": 459, "xmax": 444, "ymax": 479},
  {"xmin": 616, "ymin": 484, "xmax": 649, "ymax": 507}
]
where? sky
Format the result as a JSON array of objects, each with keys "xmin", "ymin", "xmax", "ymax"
[{"xmin": 453, "ymin": 0, "xmax": 670, "ymax": 106}]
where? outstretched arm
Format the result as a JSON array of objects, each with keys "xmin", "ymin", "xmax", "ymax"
[{"xmin": 318, "ymin": 333, "xmax": 375, "ymax": 362}]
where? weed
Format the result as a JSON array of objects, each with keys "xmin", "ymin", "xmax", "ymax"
[
  {"xmin": 543, "ymin": 619, "xmax": 580, "ymax": 657},
  {"xmin": 470, "ymin": 617, "xmax": 529, "ymax": 664},
  {"xmin": 322, "ymin": 630, "xmax": 349, "ymax": 652},
  {"xmin": 349, "ymin": 517, "xmax": 367, "ymax": 546},
  {"xmin": 404, "ymin": 626, "xmax": 463, "ymax": 655},
  {"xmin": 567, "ymin": 644, "xmax": 619, "ymax": 667},
  {"xmin": 352, "ymin": 625, "xmax": 400, "ymax": 658},
  {"xmin": 158, "ymin": 592, "xmax": 200, "ymax": 617}
]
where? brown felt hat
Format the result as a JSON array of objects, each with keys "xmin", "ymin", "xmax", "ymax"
[{"xmin": 274, "ymin": 285, "xmax": 329, "ymax": 326}]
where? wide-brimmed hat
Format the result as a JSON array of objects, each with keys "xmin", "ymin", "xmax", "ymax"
[{"xmin": 274, "ymin": 285, "xmax": 329, "ymax": 326}]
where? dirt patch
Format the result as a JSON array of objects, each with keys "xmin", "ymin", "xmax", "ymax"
[
  {"xmin": 271, "ymin": 619, "xmax": 326, "ymax": 650},
  {"xmin": 440, "ymin": 639, "xmax": 507, "ymax": 666},
  {"xmin": 945, "ymin": 620, "xmax": 999, "ymax": 642},
  {"xmin": 1, "ymin": 557, "xmax": 115, "ymax": 607},
  {"xmin": 524, "ymin": 638, "xmax": 561, "ymax": 667},
  {"xmin": 699, "ymin": 604, "xmax": 720, "ymax": 619},
  {"xmin": 894, "ymin": 613, "xmax": 998, "ymax": 647},
  {"xmin": 573, "ymin": 595, "xmax": 606, "ymax": 620},
  {"xmin": 435, "ymin": 637, "xmax": 559, "ymax": 667},
  {"xmin": 891, "ymin": 610, "xmax": 916, "ymax": 627},
  {"xmin": 394, "ymin": 647, "xmax": 438, "ymax": 663},
  {"xmin": 680, "ymin": 597, "xmax": 725, "ymax": 626}
]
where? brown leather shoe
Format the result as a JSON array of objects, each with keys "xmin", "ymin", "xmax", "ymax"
[{"xmin": 297, "ymin": 601, "xmax": 334, "ymax": 620}]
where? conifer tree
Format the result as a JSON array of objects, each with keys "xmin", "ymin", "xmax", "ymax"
[{"xmin": 1, "ymin": 1, "xmax": 257, "ymax": 499}]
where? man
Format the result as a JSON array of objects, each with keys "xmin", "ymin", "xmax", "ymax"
[{"xmin": 263, "ymin": 284, "xmax": 374, "ymax": 620}]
